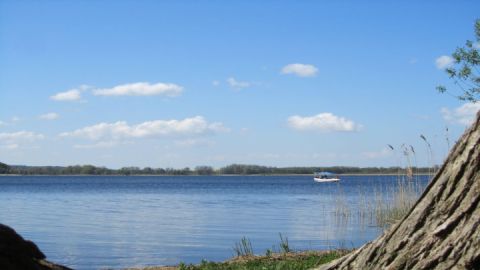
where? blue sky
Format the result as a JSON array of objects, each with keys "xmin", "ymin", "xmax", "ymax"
[{"xmin": 1, "ymin": 1, "xmax": 479, "ymax": 169}]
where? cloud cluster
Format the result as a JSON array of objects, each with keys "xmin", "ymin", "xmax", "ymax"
[
  {"xmin": 362, "ymin": 147, "xmax": 391, "ymax": 159},
  {"xmin": 281, "ymin": 63, "xmax": 318, "ymax": 77},
  {"xmin": 39, "ymin": 112, "xmax": 59, "ymax": 120},
  {"xmin": 60, "ymin": 116, "xmax": 228, "ymax": 141},
  {"xmin": 226, "ymin": 77, "xmax": 251, "ymax": 89},
  {"xmin": 0, "ymin": 143, "xmax": 19, "ymax": 149},
  {"xmin": 0, "ymin": 117, "xmax": 22, "ymax": 126},
  {"xmin": 50, "ymin": 89, "xmax": 82, "ymax": 101},
  {"xmin": 287, "ymin": 113, "xmax": 360, "ymax": 132},
  {"xmin": 0, "ymin": 131, "xmax": 45, "ymax": 141},
  {"xmin": 51, "ymin": 82, "xmax": 183, "ymax": 102},
  {"xmin": 93, "ymin": 82, "xmax": 183, "ymax": 97},
  {"xmin": 441, "ymin": 103, "xmax": 480, "ymax": 126},
  {"xmin": 174, "ymin": 138, "xmax": 215, "ymax": 147},
  {"xmin": 435, "ymin": 55, "xmax": 454, "ymax": 70},
  {"xmin": 73, "ymin": 141, "xmax": 121, "ymax": 149},
  {"xmin": 0, "ymin": 131, "xmax": 45, "ymax": 149}
]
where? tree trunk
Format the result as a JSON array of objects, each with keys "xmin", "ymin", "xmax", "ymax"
[{"xmin": 315, "ymin": 112, "xmax": 480, "ymax": 270}]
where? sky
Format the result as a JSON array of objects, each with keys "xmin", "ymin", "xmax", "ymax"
[{"xmin": 1, "ymin": 1, "xmax": 479, "ymax": 169}]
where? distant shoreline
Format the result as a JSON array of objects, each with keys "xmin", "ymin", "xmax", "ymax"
[
  {"xmin": 1, "ymin": 162, "xmax": 438, "ymax": 177},
  {"xmin": 0, "ymin": 173, "xmax": 432, "ymax": 177}
]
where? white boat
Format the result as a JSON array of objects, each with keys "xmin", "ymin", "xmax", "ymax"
[{"xmin": 313, "ymin": 172, "xmax": 340, "ymax": 183}]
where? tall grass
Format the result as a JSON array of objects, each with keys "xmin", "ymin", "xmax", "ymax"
[
  {"xmin": 233, "ymin": 237, "xmax": 254, "ymax": 257},
  {"xmin": 333, "ymin": 178, "xmax": 425, "ymax": 230},
  {"xmin": 373, "ymin": 179, "xmax": 424, "ymax": 227},
  {"xmin": 233, "ymin": 234, "xmax": 293, "ymax": 259},
  {"xmin": 420, "ymin": 134, "xmax": 435, "ymax": 178},
  {"xmin": 445, "ymin": 127, "xmax": 451, "ymax": 154},
  {"xmin": 333, "ymin": 187, "xmax": 351, "ymax": 226},
  {"xmin": 278, "ymin": 233, "xmax": 291, "ymax": 253},
  {"xmin": 381, "ymin": 134, "xmax": 441, "ymax": 226},
  {"xmin": 362, "ymin": 139, "xmax": 432, "ymax": 228}
]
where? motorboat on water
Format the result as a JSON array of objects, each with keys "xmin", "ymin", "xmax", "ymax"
[{"xmin": 313, "ymin": 172, "xmax": 340, "ymax": 183}]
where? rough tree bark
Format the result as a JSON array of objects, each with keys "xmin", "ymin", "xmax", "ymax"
[{"xmin": 315, "ymin": 112, "xmax": 480, "ymax": 270}]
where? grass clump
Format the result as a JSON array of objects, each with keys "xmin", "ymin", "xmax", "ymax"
[
  {"xmin": 233, "ymin": 237, "xmax": 254, "ymax": 257},
  {"xmin": 177, "ymin": 250, "xmax": 347, "ymax": 270},
  {"xmin": 278, "ymin": 233, "xmax": 291, "ymax": 254},
  {"xmin": 170, "ymin": 235, "xmax": 347, "ymax": 270}
]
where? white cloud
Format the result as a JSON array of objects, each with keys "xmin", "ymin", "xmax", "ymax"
[
  {"xmin": 281, "ymin": 63, "xmax": 318, "ymax": 77},
  {"xmin": 0, "ymin": 131, "xmax": 44, "ymax": 149},
  {"xmin": 226, "ymin": 77, "xmax": 251, "ymax": 89},
  {"xmin": 287, "ymin": 113, "xmax": 360, "ymax": 132},
  {"xmin": 39, "ymin": 112, "xmax": 59, "ymax": 120},
  {"xmin": 92, "ymin": 82, "xmax": 183, "ymax": 97},
  {"xmin": 212, "ymin": 80, "xmax": 220, "ymax": 86},
  {"xmin": 50, "ymin": 85, "xmax": 91, "ymax": 101},
  {"xmin": 73, "ymin": 141, "xmax": 120, "ymax": 149},
  {"xmin": 0, "ymin": 131, "xmax": 45, "ymax": 141},
  {"xmin": 362, "ymin": 147, "xmax": 392, "ymax": 159},
  {"xmin": 1, "ymin": 144, "xmax": 19, "ymax": 150},
  {"xmin": 174, "ymin": 138, "xmax": 215, "ymax": 147},
  {"xmin": 1, "ymin": 117, "xmax": 23, "ymax": 126},
  {"xmin": 60, "ymin": 116, "xmax": 229, "ymax": 141},
  {"xmin": 435, "ymin": 55, "xmax": 454, "ymax": 70},
  {"xmin": 51, "ymin": 89, "xmax": 82, "ymax": 101},
  {"xmin": 441, "ymin": 103, "xmax": 480, "ymax": 126}
]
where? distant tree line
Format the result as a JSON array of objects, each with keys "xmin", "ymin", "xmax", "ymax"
[
  {"xmin": 218, "ymin": 164, "xmax": 435, "ymax": 175},
  {"xmin": 0, "ymin": 162, "xmax": 435, "ymax": 176}
]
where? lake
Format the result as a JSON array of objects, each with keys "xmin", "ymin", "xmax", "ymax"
[{"xmin": 0, "ymin": 175, "xmax": 429, "ymax": 269}]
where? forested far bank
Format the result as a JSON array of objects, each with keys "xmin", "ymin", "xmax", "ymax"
[{"xmin": 0, "ymin": 162, "xmax": 436, "ymax": 176}]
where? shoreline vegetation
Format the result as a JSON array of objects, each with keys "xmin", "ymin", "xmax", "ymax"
[
  {"xmin": 126, "ymin": 250, "xmax": 349, "ymax": 270},
  {"xmin": 0, "ymin": 162, "xmax": 437, "ymax": 176},
  {"xmin": 126, "ymin": 234, "xmax": 350, "ymax": 270}
]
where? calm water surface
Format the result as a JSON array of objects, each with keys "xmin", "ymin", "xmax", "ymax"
[{"xmin": 0, "ymin": 175, "xmax": 429, "ymax": 269}]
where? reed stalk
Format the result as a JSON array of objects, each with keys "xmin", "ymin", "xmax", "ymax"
[{"xmin": 233, "ymin": 237, "xmax": 254, "ymax": 257}]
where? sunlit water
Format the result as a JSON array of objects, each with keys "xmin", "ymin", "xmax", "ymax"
[{"xmin": 0, "ymin": 175, "xmax": 429, "ymax": 269}]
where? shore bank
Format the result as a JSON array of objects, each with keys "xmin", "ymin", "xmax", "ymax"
[{"xmin": 125, "ymin": 250, "xmax": 348, "ymax": 270}]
